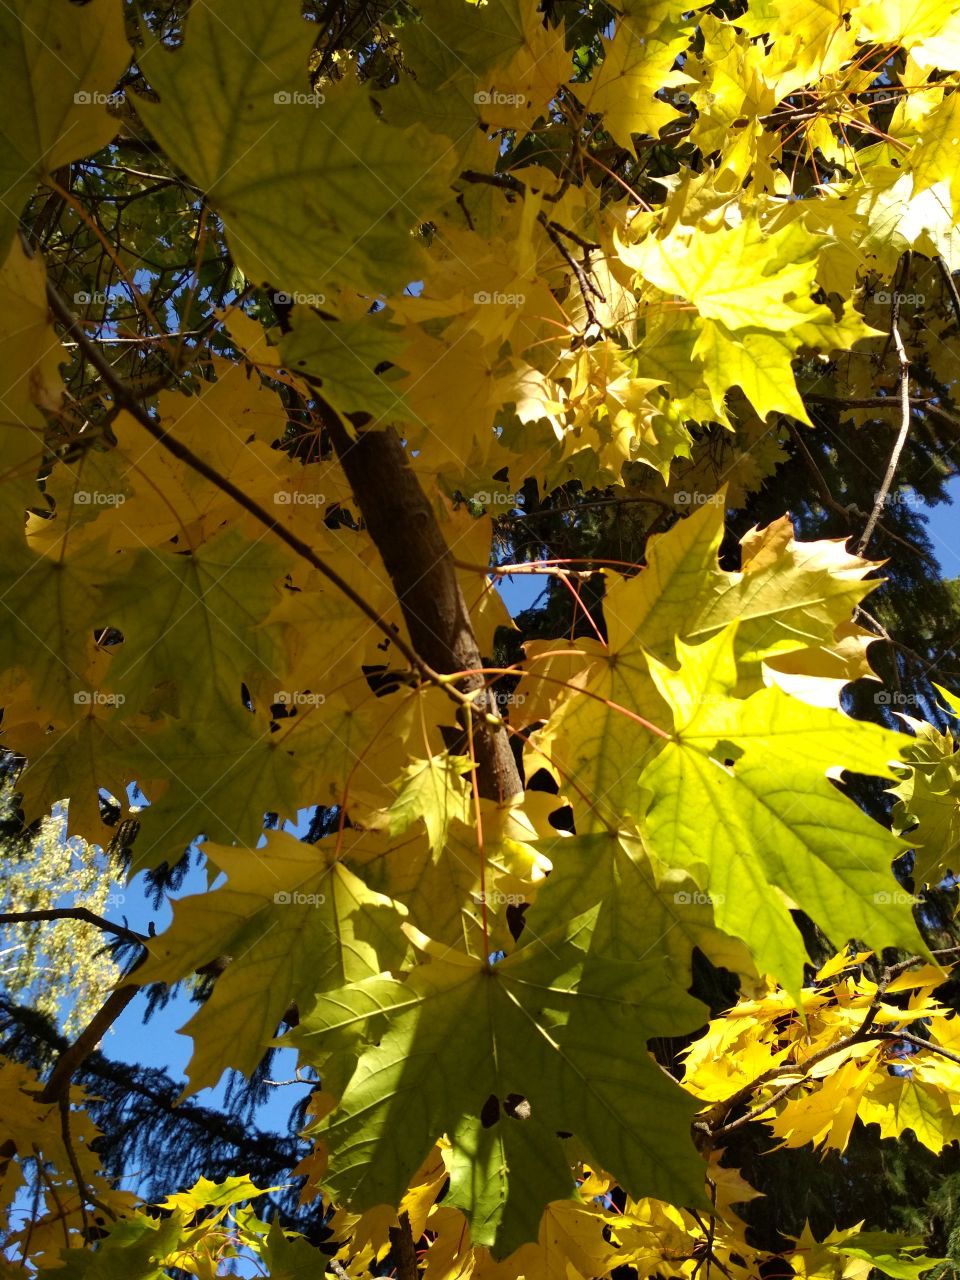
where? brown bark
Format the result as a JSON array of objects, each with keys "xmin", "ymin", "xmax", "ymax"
[
  {"xmin": 328, "ymin": 422, "xmax": 522, "ymax": 803},
  {"xmin": 388, "ymin": 1210, "xmax": 420, "ymax": 1280}
]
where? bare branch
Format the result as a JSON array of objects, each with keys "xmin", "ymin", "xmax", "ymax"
[{"xmin": 0, "ymin": 909, "xmax": 145, "ymax": 946}]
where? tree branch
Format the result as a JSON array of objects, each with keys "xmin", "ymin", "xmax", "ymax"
[
  {"xmin": 0, "ymin": 909, "xmax": 145, "ymax": 946},
  {"xmin": 857, "ymin": 252, "xmax": 913, "ymax": 556},
  {"xmin": 324, "ymin": 419, "xmax": 522, "ymax": 803},
  {"xmin": 44, "ymin": 281, "xmax": 434, "ymax": 687}
]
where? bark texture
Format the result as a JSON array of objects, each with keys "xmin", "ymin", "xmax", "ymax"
[{"xmin": 329, "ymin": 423, "xmax": 522, "ymax": 803}]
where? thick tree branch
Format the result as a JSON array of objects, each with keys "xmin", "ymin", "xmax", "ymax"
[
  {"xmin": 388, "ymin": 1210, "xmax": 420, "ymax": 1280},
  {"xmin": 40, "ymin": 981, "xmax": 141, "ymax": 1104},
  {"xmin": 325, "ymin": 420, "xmax": 522, "ymax": 803}
]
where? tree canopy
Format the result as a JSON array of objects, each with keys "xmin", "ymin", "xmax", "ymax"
[{"xmin": 3, "ymin": 0, "xmax": 960, "ymax": 1276}]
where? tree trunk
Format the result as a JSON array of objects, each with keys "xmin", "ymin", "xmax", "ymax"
[{"xmin": 328, "ymin": 423, "xmax": 522, "ymax": 804}]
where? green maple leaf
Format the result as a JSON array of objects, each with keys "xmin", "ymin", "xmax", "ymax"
[
  {"xmin": 285, "ymin": 922, "xmax": 707, "ymax": 1254},
  {"xmin": 0, "ymin": 530, "xmax": 116, "ymax": 738},
  {"xmin": 100, "ymin": 529, "xmax": 291, "ymax": 721},
  {"xmin": 52, "ymin": 1213, "xmax": 182, "ymax": 1280},
  {"xmin": 385, "ymin": 754, "xmax": 472, "ymax": 851},
  {"xmin": 136, "ymin": 832, "xmax": 409, "ymax": 1093},
  {"xmin": 0, "ymin": 0, "xmax": 129, "ymax": 260},
  {"xmin": 522, "ymin": 830, "xmax": 757, "ymax": 991},
  {"xmin": 640, "ymin": 623, "xmax": 918, "ymax": 992},
  {"xmin": 890, "ymin": 694, "xmax": 960, "ymax": 885},
  {"xmin": 135, "ymin": 0, "xmax": 454, "ymax": 296},
  {"xmin": 279, "ymin": 311, "xmax": 409, "ymax": 422}
]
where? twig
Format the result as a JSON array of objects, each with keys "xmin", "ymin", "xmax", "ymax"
[
  {"xmin": 540, "ymin": 217, "xmax": 605, "ymax": 327},
  {"xmin": 696, "ymin": 951, "xmax": 937, "ymax": 1141},
  {"xmin": 936, "ymin": 255, "xmax": 960, "ymax": 332},
  {"xmin": 458, "ymin": 169, "xmax": 526, "ymax": 196},
  {"xmin": 863, "ymin": 1028, "xmax": 960, "ymax": 1067},
  {"xmin": 0, "ymin": 909, "xmax": 146, "ymax": 946},
  {"xmin": 58, "ymin": 1095, "xmax": 118, "ymax": 1225},
  {"xmin": 804, "ymin": 393, "xmax": 960, "ymax": 434},
  {"xmin": 857, "ymin": 252, "xmax": 913, "ymax": 556}
]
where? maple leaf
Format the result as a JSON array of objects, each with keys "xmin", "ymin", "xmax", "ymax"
[
  {"xmin": 135, "ymin": 0, "xmax": 455, "ymax": 295},
  {"xmin": 618, "ymin": 219, "xmax": 823, "ymax": 334},
  {"xmin": 383, "ymin": 754, "xmax": 472, "ymax": 851},
  {"xmin": 641, "ymin": 625, "xmax": 918, "ymax": 992},
  {"xmin": 524, "ymin": 501, "xmax": 882, "ymax": 827},
  {"xmin": 579, "ymin": 7, "xmax": 692, "ymax": 147},
  {"xmin": 0, "ymin": 241, "xmax": 64, "ymax": 515},
  {"xmin": 285, "ymin": 923, "xmax": 708, "ymax": 1253},
  {"xmin": 98, "ymin": 529, "xmax": 291, "ymax": 722},
  {"xmin": 0, "ymin": 0, "xmax": 129, "ymax": 260},
  {"xmin": 890, "ymin": 693, "xmax": 960, "ymax": 885},
  {"xmin": 135, "ymin": 832, "xmax": 410, "ymax": 1093}
]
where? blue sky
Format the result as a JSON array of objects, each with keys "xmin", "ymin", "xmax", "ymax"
[{"xmin": 925, "ymin": 474, "xmax": 960, "ymax": 580}]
